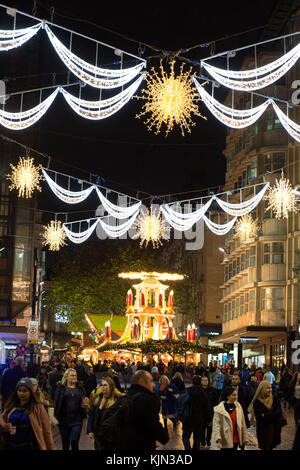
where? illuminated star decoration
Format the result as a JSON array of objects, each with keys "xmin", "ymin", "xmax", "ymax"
[
  {"xmin": 134, "ymin": 207, "xmax": 169, "ymax": 248},
  {"xmin": 265, "ymin": 172, "xmax": 298, "ymax": 219},
  {"xmin": 235, "ymin": 213, "xmax": 259, "ymax": 242},
  {"xmin": 135, "ymin": 60, "xmax": 207, "ymax": 136},
  {"xmin": 7, "ymin": 156, "xmax": 43, "ymax": 198},
  {"xmin": 43, "ymin": 220, "xmax": 67, "ymax": 251}
]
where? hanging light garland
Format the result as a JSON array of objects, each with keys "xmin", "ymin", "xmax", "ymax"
[
  {"xmin": 265, "ymin": 172, "xmax": 298, "ymax": 219},
  {"xmin": 43, "ymin": 220, "xmax": 67, "ymax": 251},
  {"xmin": 234, "ymin": 213, "xmax": 259, "ymax": 242},
  {"xmin": 134, "ymin": 206, "xmax": 169, "ymax": 248},
  {"xmin": 7, "ymin": 156, "xmax": 43, "ymax": 198},
  {"xmin": 136, "ymin": 60, "xmax": 206, "ymax": 136}
]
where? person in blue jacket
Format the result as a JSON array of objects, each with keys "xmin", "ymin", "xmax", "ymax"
[
  {"xmin": 158, "ymin": 375, "xmax": 179, "ymax": 430},
  {"xmin": 211, "ymin": 367, "xmax": 225, "ymax": 399}
]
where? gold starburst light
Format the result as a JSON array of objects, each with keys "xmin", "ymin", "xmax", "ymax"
[
  {"xmin": 136, "ymin": 61, "xmax": 206, "ymax": 136},
  {"xmin": 43, "ymin": 220, "xmax": 67, "ymax": 251},
  {"xmin": 235, "ymin": 214, "xmax": 259, "ymax": 242},
  {"xmin": 7, "ymin": 156, "xmax": 43, "ymax": 198},
  {"xmin": 134, "ymin": 207, "xmax": 169, "ymax": 249},
  {"xmin": 265, "ymin": 173, "xmax": 298, "ymax": 219}
]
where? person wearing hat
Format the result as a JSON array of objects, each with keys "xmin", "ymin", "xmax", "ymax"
[{"xmin": 0, "ymin": 377, "xmax": 55, "ymax": 450}]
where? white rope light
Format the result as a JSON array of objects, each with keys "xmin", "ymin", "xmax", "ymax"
[
  {"xmin": 0, "ymin": 88, "xmax": 58, "ymax": 130},
  {"xmin": 42, "ymin": 169, "xmax": 95, "ymax": 204},
  {"xmin": 99, "ymin": 211, "xmax": 139, "ymax": 238},
  {"xmin": 202, "ymin": 47, "xmax": 300, "ymax": 91},
  {"xmin": 161, "ymin": 198, "xmax": 213, "ymax": 231},
  {"xmin": 272, "ymin": 101, "xmax": 300, "ymax": 143},
  {"xmin": 63, "ymin": 220, "xmax": 99, "ymax": 244},
  {"xmin": 194, "ymin": 80, "xmax": 270, "ymax": 128},
  {"xmin": 46, "ymin": 25, "xmax": 145, "ymax": 89},
  {"xmin": 214, "ymin": 184, "xmax": 269, "ymax": 216},
  {"xmin": 95, "ymin": 187, "xmax": 141, "ymax": 220},
  {"xmin": 0, "ymin": 23, "xmax": 41, "ymax": 51},
  {"xmin": 201, "ymin": 42, "xmax": 300, "ymax": 79},
  {"xmin": 203, "ymin": 214, "xmax": 237, "ymax": 235},
  {"xmin": 60, "ymin": 74, "xmax": 145, "ymax": 120}
]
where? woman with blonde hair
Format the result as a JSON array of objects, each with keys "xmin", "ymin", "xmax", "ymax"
[
  {"xmin": 54, "ymin": 368, "xmax": 88, "ymax": 450},
  {"xmin": 87, "ymin": 376, "xmax": 121, "ymax": 449},
  {"xmin": 158, "ymin": 375, "xmax": 179, "ymax": 430},
  {"xmin": 248, "ymin": 380, "xmax": 283, "ymax": 450}
]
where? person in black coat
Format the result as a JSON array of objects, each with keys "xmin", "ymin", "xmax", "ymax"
[
  {"xmin": 124, "ymin": 370, "xmax": 169, "ymax": 450},
  {"xmin": 200, "ymin": 375, "xmax": 219, "ymax": 447},
  {"xmin": 248, "ymin": 380, "xmax": 283, "ymax": 450},
  {"xmin": 0, "ymin": 357, "xmax": 25, "ymax": 404},
  {"xmin": 183, "ymin": 375, "xmax": 209, "ymax": 450},
  {"xmin": 171, "ymin": 372, "xmax": 185, "ymax": 394},
  {"xmin": 54, "ymin": 368, "xmax": 88, "ymax": 450},
  {"xmin": 246, "ymin": 375, "xmax": 259, "ymax": 405},
  {"xmin": 48, "ymin": 364, "xmax": 64, "ymax": 401},
  {"xmin": 84, "ymin": 366, "xmax": 98, "ymax": 399}
]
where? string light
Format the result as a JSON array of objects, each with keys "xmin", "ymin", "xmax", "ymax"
[
  {"xmin": 46, "ymin": 25, "xmax": 145, "ymax": 89},
  {"xmin": 202, "ymin": 46, "xmax": 300, "ymax": 91},
  {"xmin": 194, "ymin": 80, "xmax": 271, "ymax": 128},
  {"xmin": 95, "ymin": 188, "xmax": 141, "ymax": 220},
  {"xmin": 7, "ymin": 156, "xmax": 43, "ymax": 198},
  {"xmin": 136, "ymin": 60, "xmax": 207, "ymax": 136},
  {"xmin": 272, "ymin": 101, "xmax": 300, "ymax": 143},
  {"xmin": 118, "ymin": 272, "xmax": 184, "ymax": 281},
  {"xmin": 43, "ymin": 169, "xmax": 95, "ymax": 204},
  {"xmin": 203, "ymin": 214, "xmax": 237, "ymax": 235},
  {"xmin": 214, "ymin": 184, "xmax": 269, "ymax": 216},
  {"xmin": 0, "ymin": 89, "xmax": 59, "ymax": 130},
  {"xmin": 0, "ymin": 23, "xmax": 41, "ymax": 51},
  {"xmin": 265, "ymin": 172, "xmax": 298, "ymax": 219},
  {"xmin": 63, "ymin": 220, "xmax": 99, "ymax": 244},
  {"xmin": 43, "ymin": 220, "xmax": 67, "ymax": 251},
  {"xmin": 161, "ymin": 198, "xmax": 213, "ymax": 231},
  {"xmin": 201, "ymin": 42, "xmax": 300, "ymax": 79},
  {"xmin": 99, "ymin": 211, "xmax": 140, "ymax": 238},
  {"xmin": 234, "ymin": 213, "xmax": 259, "ymax": 242},
  {"xmin": 133, "ymin": 206, "xmax": 169, "ymax": 248},
  {"xmin": 60, "ymin": 74, "xmax": 145, "ymax": 120}
]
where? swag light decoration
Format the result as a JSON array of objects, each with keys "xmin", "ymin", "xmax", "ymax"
[
  {"xmin": 136, "ymin": 60, "xmax": 207, "ymax": 136},
  {"xmin": 43, "ymin": 220, "xmax": 67, "ymax": 251},
  {"xmin": 7, "ymin": 156, "xmax": 43, "ymax": 198},
  {"xmin": 234, "ymin": 213, "xmax": 259, "ymax": 242},
  {"xmin": 134, "ymin": 206, "xmax": 169, "ymax": 248},
  {"xmin": 265, "ymin": 172, "xmax": 298, "ymax": 219},
  {"xmin": 0, "ymin": 23, "xmax": 42, "ymax": 51}
]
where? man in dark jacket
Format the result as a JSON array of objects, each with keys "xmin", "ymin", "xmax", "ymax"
[
  {"xmin": 84, "ymin": 366, "xmax": 97, "ymax": 398},
  {"xmin": 125, "ymin": 370, "xmax": 169, "ymax": 450},
  {"xmin": 231, "ymin": 374, "xmax": 250, "ymax": 430},
  {"xmin": 200, "ymin": 375, "xmax": 219, "ymax": 447},
  {"xmin": 0, "ymin": 356, "xmax": 25, "ymax": 404},
  {"xmin": 48, "ymin": 363, "xmax": 64, "ymax": 400},
  {"xmin": 183, "ymin": 375, "xmax": 209, "ymax": 450}
]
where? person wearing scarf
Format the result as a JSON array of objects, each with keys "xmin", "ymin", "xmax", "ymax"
[{"xmin": 248, "ymin": 380, "xmax": 283, "ymax": 450}]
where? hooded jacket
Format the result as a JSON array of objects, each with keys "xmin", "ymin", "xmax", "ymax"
[{"xmin": 212, "ymin": 401, "xmax": 249, "ymax": 449}]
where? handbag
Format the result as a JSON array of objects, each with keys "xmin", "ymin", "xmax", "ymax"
[{"xmin": 48, "ymin": 407, "xmax": 59, "ymax": 427}]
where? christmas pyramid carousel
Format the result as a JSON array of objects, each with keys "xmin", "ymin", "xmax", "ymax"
[{"xmin": 82, "ymin": 272, "xmax": 228, "ymax": 362}]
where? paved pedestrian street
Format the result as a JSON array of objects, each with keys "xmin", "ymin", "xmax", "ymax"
[{"xmin": 54, "ymin": 405, "xmax": 296, "ymax": 451}]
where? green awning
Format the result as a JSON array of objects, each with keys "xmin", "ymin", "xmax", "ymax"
[{"xmin": 87, "ymin": 314, "xmax": 128, "ymax": 332}]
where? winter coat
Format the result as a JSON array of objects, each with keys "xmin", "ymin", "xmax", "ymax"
[
  {"xmin": 252, "ymin": 394, "xmax": 282, "ymax": 450},
  {"xmin": 171, "ymin": 377, "xmax": 185, "ymax": 393},
  {"xmin": 1, "ymin": 366, "xmax": 25, "ymax": 402},
  {"xmin": 188, "ymin": 385, "xmax": 210, "ymax": 431},
  {"xmin": 86, "ymin": 392, "xmax": 118, "ymax": 435},
  {"xmin": 84, "ymin": 373, "xmax": 98, "ymax": 398},
  {"xmin": 54, "ymin": 381, "xmax": 86, "ymax": 422},
  {"xmin": 246, "ymin": 381, "xmax": 259, "ymax": 404},
  {"xmin": 125, "ymin": 384, "xmax": 169, "ymax": 450},
  {"xmin": 0, "ymin": 403, "xmax": 55, "ymax": 450},
  {"xmin": 212, "ymin": 401, "xmax": 249, "ymax": 449},
  {"xmin": 201, "ymin": 386, "xmax": 219, "ymax": 423},
  {"xmin": 239, "ymin": 367, "xmax": 249, "ymax": 385},
  {"xmin": 48, "ymin": 370, "xmax": 63, "ymax": 400},
  {"xmin": 159, "ymin": 383, "xmax": 178, "ymax": 416},
  {"xmin": 211, "ymin": 372, "xmax": 224, "ymax": 390},
  {"xmin": 236, "ymin": 383, "xmax": 250, "ymax": 427}
]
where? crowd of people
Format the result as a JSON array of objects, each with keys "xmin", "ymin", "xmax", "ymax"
[{"xmin": 0, "ymin": 354, "xmax": 300, "ymax": 451}]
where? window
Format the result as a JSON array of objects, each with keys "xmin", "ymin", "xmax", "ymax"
[
  {"xmin": 236, "ymin": 257, "xmax": 240, "ymax": 274},
  {"xmin": 224, "ymin": 304, "xmax": 228, "ymax": 322},
  {"xmin": 228, "ymin": 302, "xmax": 231, "ymax": 320},
  {"xmin": 232, "ymin": 300, "xmax": 235, "ymax": 319},
  {"xmin": 263, "ymin": 242, "xmax": 284, "ymax": 264},
  {"xmin": 247, "ymin": 159, "xmax": 257, "ymax": 182},
  {"xmin": 264, "ymin": 152, "xmax": 285, "ymax": 173},
  {"xmin": 250, "ymin": 246, "xmax": 256, "ymax": 266},
  {"xmin": 225, "ymin": 266, "xmax": 229, "ymax": 282},
  {"xmin": 241, "ymin": 253, "xmax": 246, "ymax": 271},
  {"xmin": 233, "ymin": 260, "xmax": 236, "ymax": 276},
  {"xmin": 236, "ymin": 298, "xmax": 240, "ymax": 316},
  {"xmin": 265, "ymin": 109, "xmax": 283, "ymax": 131},
  {"xmin": 262, "ymin": 288, "xmax": 284, "ymax": 309},
  {"xmin": 229, "ymin": 263, "xmax": 233, "ymax": 279}
]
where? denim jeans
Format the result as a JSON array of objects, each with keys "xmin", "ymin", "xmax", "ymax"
[{"xmin": 59, "ymin": 424, "xmax": 83, "ymax": 450}]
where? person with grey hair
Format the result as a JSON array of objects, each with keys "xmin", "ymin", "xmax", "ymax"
[{"xmin": 0, "ymin": 356, "xmax": 25, "ymax": 405}]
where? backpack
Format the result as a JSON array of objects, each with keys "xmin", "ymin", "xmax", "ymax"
[
  {"xmin": 97, "ymin": 395, "xmax": 133, "ymax": 449},
  {"xmin": 176, "ymin": 389, "xmax": 190, "ymax": 423}
]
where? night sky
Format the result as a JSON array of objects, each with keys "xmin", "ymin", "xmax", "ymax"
[{"xmin": 0, "ymin": 1, "xmax": 279, "ymax": 211}]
